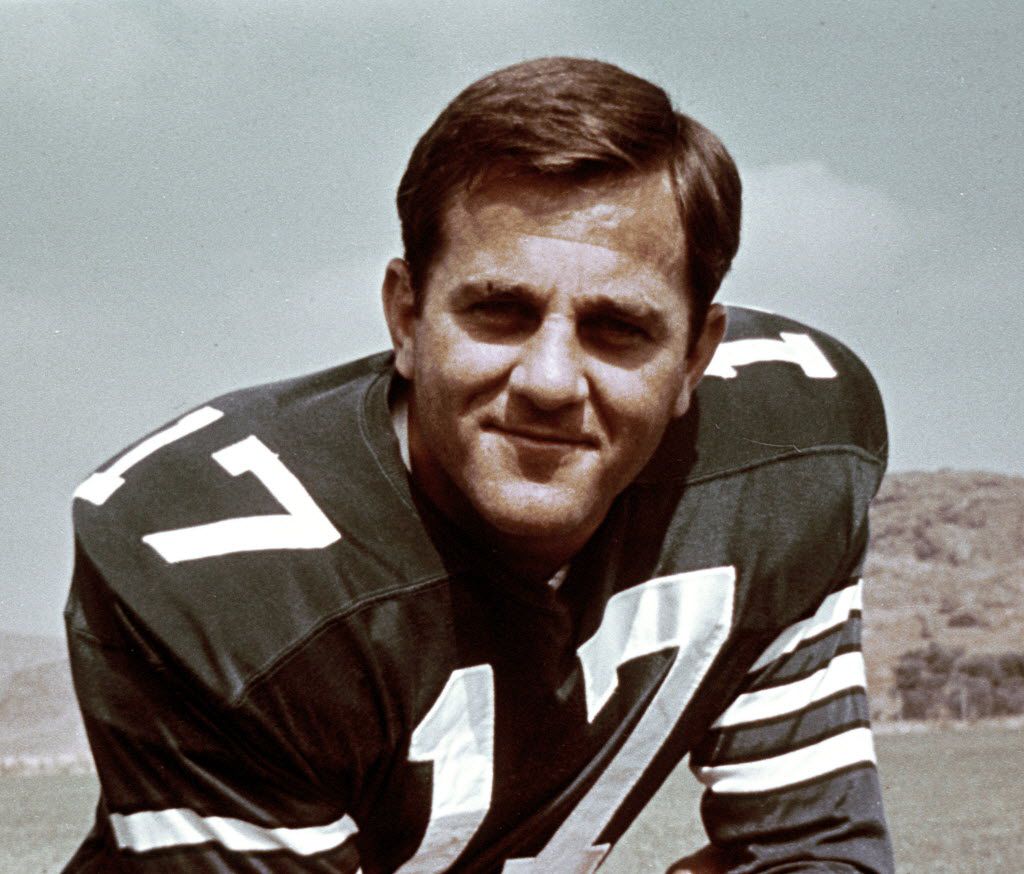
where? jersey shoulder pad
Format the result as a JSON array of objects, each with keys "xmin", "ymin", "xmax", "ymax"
[
  {"xmin": 72, "ymin": 351, "xmax": 392, "ymax": 534},
  {"xmin": 641, "ymin": 306, "xmax": 887, "ymax": 484}
]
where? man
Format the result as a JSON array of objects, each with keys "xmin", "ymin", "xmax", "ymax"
[{"xmin": 64, "ymin": 58, "xmax": 894, "ymax": 872}]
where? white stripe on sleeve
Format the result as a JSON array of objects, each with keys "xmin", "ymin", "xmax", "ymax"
[
  {"xmin": 110, "ymin": 807, "xmax": 359, "ymax": 857},
  {"xmin": 693, "ymin": 726, "xmax": 876, "ymax": 794},
  {"xmin": 749, "ymin": 582, "xmax": 862, "ymax": 673},
  {"xmin": 713, "ymin": 651, "xmax": 866, "ymax": 729}
]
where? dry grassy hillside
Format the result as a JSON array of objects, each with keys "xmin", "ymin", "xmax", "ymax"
[
  {"xmin": 0, "ymin": 633, "xmax": 65, "ymax": 676},
  {"xmin": 0, "ymin": 634, "xmax": 89, "ymax": 767},
  {"xmin": 863, "ymin": 471, "xmax": 1024, "ymax": 719},
  {"xmin": 0, "ymin": 660, "xmax": 88, "ymax": 759}
]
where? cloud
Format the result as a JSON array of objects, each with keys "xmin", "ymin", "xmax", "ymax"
[
  {"xmin": 727, "ymin": 162, "xmax": 922, "ymax": 320},
  {"xmin": 724, "ymin": 159, "xmax": 1019, "ymax": 346}
]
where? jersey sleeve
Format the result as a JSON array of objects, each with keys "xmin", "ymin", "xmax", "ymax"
[
  {"xmin": 63, "ymin": 545, "xmax": 364, "ymax": 873},
  {"xmin": 688, "ymin": 564, "xmax": 894, "ymax": 872}
]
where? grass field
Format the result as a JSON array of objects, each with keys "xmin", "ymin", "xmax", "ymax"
[
  {"xmin": 607, "ymin": 723, "xmax": 1024, "ymax": 873},
  {"xmin": 871, "ymin": 725, "xmax": 1023, "ymax": 873},
  {"xmin": 5, "ymin": 725, "xmax": 1021, "ymax": 872}
]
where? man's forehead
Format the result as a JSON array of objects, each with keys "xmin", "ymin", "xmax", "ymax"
[{"xmin": 444, "ymin": 169, "xmax": 686, "ymax": 275}]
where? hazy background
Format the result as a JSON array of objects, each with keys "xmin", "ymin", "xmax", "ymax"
[{"xmin": 2, "ymin": 0, "xmax": 1021, "ymax": 637}]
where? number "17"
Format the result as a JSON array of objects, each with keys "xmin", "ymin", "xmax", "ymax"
[
  {"xmin": 74, "ymin": 406, "xmax": 341, "ymax": 562},
  {"xmin": 399, "ymin": 567, "xmax": 735, "ymax": 874}
]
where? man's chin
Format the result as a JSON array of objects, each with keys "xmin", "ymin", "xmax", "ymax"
[{"xmin": 471, "ymin": 485, "xmax": 600, "ymax": 543}]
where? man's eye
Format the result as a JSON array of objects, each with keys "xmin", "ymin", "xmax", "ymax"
[
  {"xmin": 582, "ymin": 316, "xmax": 651, "ymax": 347},
  {"xmin": 467, "ymin": 300, "xmax": 534, "ymax": 326}
]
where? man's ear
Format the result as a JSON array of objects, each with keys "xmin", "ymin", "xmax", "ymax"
[
  {"xmin": 673, "ymin": 303, "xmax": 727, "ymax": 418},
  {"xmin": 382, "ymin": 258, "xmax": 418, "ymax": 380}
]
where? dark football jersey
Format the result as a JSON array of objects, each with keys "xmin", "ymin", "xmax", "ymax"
[{"xmin": 64, "ymin": 306, "xmax": 894, "ymax": 873}]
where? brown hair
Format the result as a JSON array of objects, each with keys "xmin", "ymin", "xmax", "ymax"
[{"xmin": 396, "ymin": 57, "xmax": 741, "ymax": 337}]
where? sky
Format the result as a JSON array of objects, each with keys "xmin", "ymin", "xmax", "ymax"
[{"xmin": 2, "ymin": 0, "xmax": 1021, "ymax": 636}]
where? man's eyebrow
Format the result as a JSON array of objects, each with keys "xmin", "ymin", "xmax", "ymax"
[{"xmin": 577, "ymin": 293, "xmax": 667, "ymax": 327}]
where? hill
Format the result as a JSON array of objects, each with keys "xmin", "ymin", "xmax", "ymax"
[
  {"xmin": 0, "ymin": 660, "xmax": 88, "ymax": 760},
  {"xmin": 864, "ymin": 470, "xmax": 1024, "ymax": 719},
  {"xmin": 0, "ymin": 634, "xmax": 89, "ymax": 770},
  {"xmin": 0, "ymin": 632, "xmax": 65, "ymax": 676}
]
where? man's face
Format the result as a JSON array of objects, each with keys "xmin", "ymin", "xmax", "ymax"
[{"xmin": 386, "ymin": 168, "xmax": 724, "ymax": 566}]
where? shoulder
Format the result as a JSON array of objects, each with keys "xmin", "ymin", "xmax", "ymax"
[
  {"xmin": 73, "ymin": 352, "xmax": 395, "ymax": 538},
  {"xmin": 68, "ymin": 352, "xmax": 445, "ymax": 699},
  {"xmin": 642, "ymin": 306, "xmax": 887, "ymax": 486}
]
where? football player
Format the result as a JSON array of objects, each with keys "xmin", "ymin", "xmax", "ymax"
[{"xmin": 64, "ymin": 57, "xmax": 894, "ymax": 872}]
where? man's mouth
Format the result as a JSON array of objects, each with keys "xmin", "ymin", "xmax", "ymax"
[{"xmin": 485, "ymin": 423, "xmax": 597, "ymax": 450}]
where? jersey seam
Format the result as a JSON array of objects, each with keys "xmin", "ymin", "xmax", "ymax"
[
  {"xmin": 357, "ymin": 365, "xmax": 417, "ymax": 513},
  {"xmin": 230, "ymin": 572, "xmax": 454, "ymax": 708},
  {"xmin": 641, "ymin": 442, "xmax": 886, "ymax": 488}
]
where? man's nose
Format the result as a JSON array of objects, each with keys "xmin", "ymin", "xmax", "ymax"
[{"xmin": 508, "ymin": 318, "xmax": 588, "ymax": 410}]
